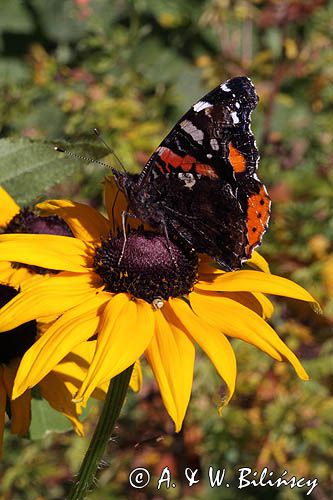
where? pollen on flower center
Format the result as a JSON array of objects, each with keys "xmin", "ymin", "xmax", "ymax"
[{"xmin": 93, "ymin": 230, "xmax": 198, "ymax": 303}]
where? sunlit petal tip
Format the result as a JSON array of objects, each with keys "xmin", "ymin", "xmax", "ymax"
[
  {"xmin": 247, "ymin": 251, "xmax": 271, "ymax": 273},
  {"xmin": 11, "ymin": 384, "xmax": 25, "ymax": 401},
  {"xmin": 195, "ymin": 269, "xmax": 320, "ymax": 311},
  {"xmin": 71, "ymin": 396, "xmax": 84, "ymax": 404},
  {"xmin": 288, "ymin": 357, "xmax": 309, "ymax": 381},
  {"xmin": 174, "ymin": 420, "xmax": 183, "ymax": 433},
  {"xmin": 130, "ymin": 361, "xmax": 143, "ymax": 392}
]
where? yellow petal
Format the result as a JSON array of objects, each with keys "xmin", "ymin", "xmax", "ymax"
[
  {"xmin": 0, "ymin": 261, "xmax": 31, "ymax": 288},
  {"xmin": 0, "ymin": 233, "xmax": 94, "ymax": 272},
  {"xmin": 0, "ymin": 271, "xmax": 102, "ymax": 331},
  {"xmin": 10, "ymin": 392, "xmax": 32, "ymax": 436},
  {"xmin": 146, "ymin": 304, "xmax": 195, "ymax": 431},
  {"xmin": 247, "ymin": 251, "xmax": 271, "ymax": 273},
  {"xmin": 53, "ymin": 341, "xmax": 141, "ymax": 396},
  {"xmin": 12, "ymin": 292, "xmax": 110, "ymax": 399},
  {"xmin": 37, "ymin": 199, "xmax": 111, "ymax": 243},
  {"xmin": 169, "ymin": 298, "xmax": 236, "ymax": 408},
  {"xmin": 130, "ymin": 361, "xmax": 143, "ymax": 393},
  {"xmin": 191, "ymin": 291, "xmax": 282, "ymax": 361},
  {"xmin": 0, "ymin": 186, "xmax": 20, "ymax": 227},
  {"xmin": 51, "ymin": 341, "xmax": 106, "ymax": 401},
  {"xmin": 39, "ymin": 373, "xmax": 84, "ymax": 436},
  {"xmin": 0, "ymin": 262, "xmax": 47, "ymax": 289},
  {"xmin": 197, "ymin": 290, "xmax": 273, "ymax": 318},
  {"xmin": 52, "ymin": 342, "xmax": 94, "ymax": 381},
  {"xmin": 75, "ymin": 295, "xmax": 155, "ymax": 404},
  {"xmin": 252, "ymin": 292, "xmax": 274, "ymax": 319},
  {"xmin": 195, "ymin": 270, "xmax": 319, "ymax": 310},
  {"xmin": 198, "ymin": 254, "xmax": 224, "ymax": 276},
  {"xmin": 190, "ymin": 292, "xmax": 308, "ymax": 380},
  {"xmin": 3, "ymin": 361, "xmax": 31, "ymax": 436}
]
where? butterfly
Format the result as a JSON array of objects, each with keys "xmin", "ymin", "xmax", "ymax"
[{"xmin": 112, "ymin": 76, "xmax": 271, "ymax": 271}]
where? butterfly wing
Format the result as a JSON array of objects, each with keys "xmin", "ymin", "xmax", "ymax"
[{"xmin": 127, "ymin": 76, "xmax": 270, "ymax": 270}]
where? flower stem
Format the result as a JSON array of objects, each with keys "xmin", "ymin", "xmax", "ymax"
[{"xmin": 68, "ymin": 365, "xmax": 134, "ymax": 500}]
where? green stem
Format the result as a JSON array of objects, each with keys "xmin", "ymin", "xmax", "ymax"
[{"xmin": 68, "ymin": 365, "xmax": 134, "ymax": 500}]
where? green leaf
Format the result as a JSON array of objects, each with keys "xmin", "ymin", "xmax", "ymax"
[
  {"xmin": 0, "ymin": 0, "xmax": 33, "ymax": 34},
  {"xmin": 0, "ymin": 138, "xmax": 108, "ymax": 205},
  {"xmin": 31, "ymin": 0, "xmax": 90, "ymax": 43},
  {"xmin": 29, "ymin": 397, "xmax": 96, "ymax": 439},
  {"xmin": 29, "ymin": 398, "xmax": 73, "ymax": 439},
  {"xmin": 0, "ymin": 58, "xmax": 31, "ymax": 84}
]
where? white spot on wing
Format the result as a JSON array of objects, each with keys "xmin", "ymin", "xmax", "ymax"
[
  {"xmin": 180, "ymin": 119, "xmax": 204, "ymax": 144},
  {"xmin": 178, "ymin": 172, "xmax": 196, "ymax": 189},
  {"xmin": 220, "ymin": 83, "xmax": 231, "ymax": 92},
  {"xmin": 193, "ymin": 100, "xmax": 212, "ymax": 112},
  {"xmin": 210, "ymin": 138, "xmax": 219, "ymax": 150},
  {"xmin": 231, "ymin": 111, "xmax": 240, "ymax": 124},
  {"xmin": 235, "ymin": 101, "xmax": 240, "ymax": 109},
  {"xmin": 206, "ymin": 153, "xmax": 212, "ymax": 158}
]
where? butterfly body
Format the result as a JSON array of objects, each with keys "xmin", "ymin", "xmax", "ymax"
[{"xmin": 113, "ymin": 76, "xmax": 271, "ymax": 271}]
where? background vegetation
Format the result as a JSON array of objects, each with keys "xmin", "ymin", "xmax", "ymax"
[{"xmin": 0, "ymin": 0, "xmax": 332, "ymax": 498}]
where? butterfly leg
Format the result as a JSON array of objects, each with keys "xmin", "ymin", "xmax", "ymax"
[
  {"xmin": 118, "ymin": 210, "xmax": 139, "ymax": 265},
  {"xmin": 161, "ymin": 218, "xmax": 180, "ymax": 272}
]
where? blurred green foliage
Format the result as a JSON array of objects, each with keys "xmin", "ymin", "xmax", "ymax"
[{"xmin": 0, "ymin": 0, "xmax": 332, "ymax": 498}]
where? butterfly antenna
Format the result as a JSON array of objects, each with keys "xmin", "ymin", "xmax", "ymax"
[
  {"xmin": 93, "ymin": 128, "xmax": 127, "ymax": 173},
  {"xmin": 54, "ymin": 146, "xmax": 114, "ymax": 171}
]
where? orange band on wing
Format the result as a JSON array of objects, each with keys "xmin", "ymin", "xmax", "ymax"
[
  {"xmin": 229, "ymin": 143, "xmax": 247, "ymax": 173},
  {"xmin": 246, "ymin": 185, "xmax": 271, "ymax": 253},
  {"xmin": 195, "ymin": 163, "xmax": 218, "ymax": 178},
  {"xmin": 157, "ymin": 147, "xmax": 218, "ymax": 179}
]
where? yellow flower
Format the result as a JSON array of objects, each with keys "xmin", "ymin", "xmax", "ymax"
[
  {"xmin": 0, "ymin": 285, "xmax": 90, "ymax": 453},
  {"xmin": 0, "ymin": 283, "xmax": 142, "ymax": 454},
  {"xmin": 0, "ymin": 187, "xmax": 30, "ymax": 287},
  {"xmin": 0, "ymin": 186, "xmax": 73, "ymax": 288},
  {"xmin": 0, "ymin": 179, "xmax": 318, "ymax": 431},
  {"xmin": 0, "ymin": 186, "xmax": 141, "ymax": 451}
]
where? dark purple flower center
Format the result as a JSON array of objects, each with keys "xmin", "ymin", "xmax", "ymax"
[
  {"xmin": 3, "ymin": 207, "xmax": 72, "ymax": 274},
  {"xmin": 5, "ymin": 207, "xmax": 72, "ymax": 236},
  {"xmin": 0, "ymin": 284, "xmax": 37, "ymax": 364},
  {"xmin": 94, "ymin": 230, "xmax": 198, "ymax": 304}
]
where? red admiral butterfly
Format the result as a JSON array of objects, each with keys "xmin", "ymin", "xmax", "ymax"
[{"xmin": 112, "ymin": 76, "xmax": 271, "ymax": 271}]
